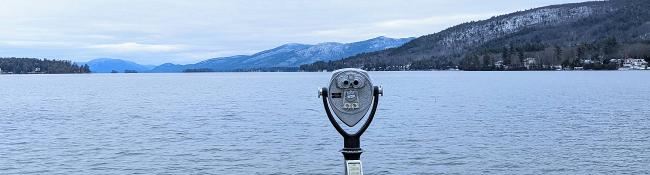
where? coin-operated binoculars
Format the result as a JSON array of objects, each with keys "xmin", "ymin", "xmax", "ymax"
[{"xmin": 318, "ymin": 68, "xmax": 382, "ymax": 175}]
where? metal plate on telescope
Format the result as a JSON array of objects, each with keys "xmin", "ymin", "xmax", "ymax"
[
  {"xmin": 345, "ymin": 160, "xmax": 363, "ymax": 175},
  {"xmin": 327, "ymin": 68, "xmax": 373, "ymax": 127}
]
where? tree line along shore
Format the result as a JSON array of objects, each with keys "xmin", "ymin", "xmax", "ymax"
[{"xmin": 0, "ymin": 57, "xmax": 90, "ymax": 74}]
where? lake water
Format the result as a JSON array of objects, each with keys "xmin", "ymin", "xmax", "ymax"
[{"xmin": 1, "ymin": 71, "xmax": 649, "ymax": 174}]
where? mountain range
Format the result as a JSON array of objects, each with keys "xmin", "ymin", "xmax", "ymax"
[
  {"xmin": 78, "ymin": 58, "xmax": 155, "ymax": 73},
  {"xmin": 149, "ymin": 36, "xmax": 412, "ymax": 72},
  {"xmin": 81, "ymin": 36, "xmax": 412, "ymax": 73},
  {"xmin": 301, "ymin": 0, "xmax": 650, "ymax": 71}
]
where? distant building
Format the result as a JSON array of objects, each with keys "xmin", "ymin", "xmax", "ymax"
[
  {"xmin": 551, "ymin": 65, "xmax": 563, "ymax": 70},
  {"xmin": 523, "ymin": 58, "xmax": 537, "ymax": 69},
  {"xmin": 27, "ymin": 67, "xmax": 42, "ymax": 74},
  {"xmin": 494, "ymin": 60, "xmax": 504, "ymax": 68},
  {"xmin": 620, "ymin": 58, "xmax": 648, "ymax": 70},
  {"xmin": 610, "ymin": 59, "xmax": 623, "ymax": 65}
]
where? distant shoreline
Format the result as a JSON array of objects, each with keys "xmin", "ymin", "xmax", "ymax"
[{"xmin": 3, "ymin": 69, "xmax": 648, "ymax": 75}]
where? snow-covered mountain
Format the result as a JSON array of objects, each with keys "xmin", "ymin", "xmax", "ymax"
[
  {"xmin": 302, "ymin": 0, "xmax": 650, "ymax": 71},
  {"xmin": 388, "ymin": 1, "xmax": 614, "ymax": 58},
  {"xmin": 150, "ymin": 36, "xmax": 413, "ymax": 72}
]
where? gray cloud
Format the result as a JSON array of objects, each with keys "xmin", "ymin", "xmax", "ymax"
[{"xmin": 0, "ymin": 0, "xmax": 588, "ymax": 65}]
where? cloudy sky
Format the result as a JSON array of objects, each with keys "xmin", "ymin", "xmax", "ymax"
[{"xmin": 0, "ymin": 0, "xmax": 589, "ymax": 65}]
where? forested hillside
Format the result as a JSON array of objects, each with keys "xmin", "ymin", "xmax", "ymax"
[
  {"xmin": 301, "ymin": 0, "xmax": 650, "ymax": 71},
  {"xmin": 0, "ymin": 58, "xmax": 90, "ymax": 74}
]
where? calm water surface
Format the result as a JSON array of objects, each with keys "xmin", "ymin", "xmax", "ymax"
[{"xmin": 1, "ymin": 71, "xmax": 649, "ymax": 174}]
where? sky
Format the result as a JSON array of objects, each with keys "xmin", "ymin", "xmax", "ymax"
[{"xmin": 0, "ymin": 0, "xmax": 590, "ymax": 65}]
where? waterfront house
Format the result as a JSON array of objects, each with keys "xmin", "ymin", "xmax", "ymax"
[
  {"xmin": 620, "ymin": 58, "xmax": 648, "ymax": 70},
  {"xmin": 523, "ymin": 58, "xmax": 537, "ymax": 69},
  {"xmin": 610, "ymin": 59, "xmax": 623, "ymax": 65},
  {"xmin": 494, "ymin": 60, "xmax": 504, "ymax": 69},
  {"xmin": 28, "ymin": 67, "xmax": 42, "ymax": 74},
  {"xmin": 552, "ymin": 65, "xmax": 563, "ymax": 70}
]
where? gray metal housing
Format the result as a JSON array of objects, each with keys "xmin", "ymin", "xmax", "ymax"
[{"xmin": 327, "ymin": 68, "xmax": 373, "ymax": 127}]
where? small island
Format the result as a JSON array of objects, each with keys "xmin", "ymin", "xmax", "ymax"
[{"xmin": 183, "ymin": 68, "xmax": 214, "ymax": 73}]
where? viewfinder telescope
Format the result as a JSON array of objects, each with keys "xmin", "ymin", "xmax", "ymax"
[{"xmin": 319, "ymin": 68, "xmax": 382, "ymax": 175}]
